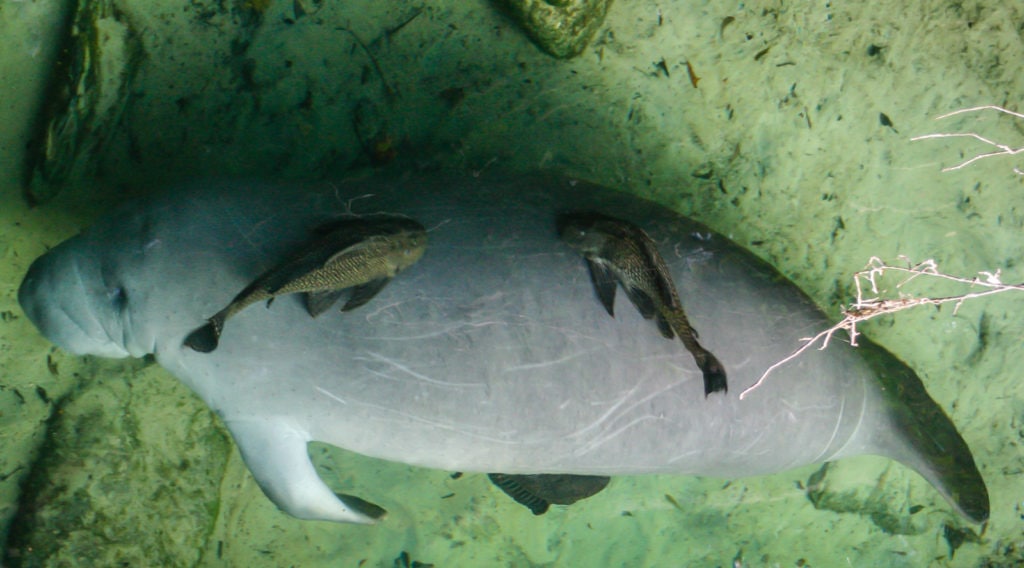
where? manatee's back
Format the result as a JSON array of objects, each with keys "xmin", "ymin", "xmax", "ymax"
[{"xmin": 158, "ymin": 177, "xmax": 866, "ymax": 472}]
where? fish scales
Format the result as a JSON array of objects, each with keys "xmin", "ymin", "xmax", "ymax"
[
  {"xmin": 559, "ymin": 212, "xmax": 728, "ymax": 396},
  {"xmin": 182, "ymin": 218, "xmax": 426, "ymax": 352}
]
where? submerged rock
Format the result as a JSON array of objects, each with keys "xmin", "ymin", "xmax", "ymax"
[
  {"xmin": 24, "ymin": 0, "xmax": 143, "ymax": 205},
  {"xmin": 499, "ymin": 0, "xmax": 613, "ymax": 58}
]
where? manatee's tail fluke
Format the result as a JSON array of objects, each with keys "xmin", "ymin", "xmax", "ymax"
[
  {"xmin": 858, "ymin": 338, "xmax": 989, "ymax": 523},
  {"xmin": 183, "ymin": 316, "xmax": 224, "ymax": 353}
]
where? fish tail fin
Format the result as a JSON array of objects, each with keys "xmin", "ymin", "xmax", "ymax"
[
  {"xmin": 699, "ymin": 351, "xmax": 728, "ymax": 396},
  {"xmin": 856, "ymin": 338, "xmax": 989, "ymax": 523},
  {"xmin": 183, "ymin": 316, "xmax": 224, "ymax": 353},
  {"xmin": 663, "ymin": 308, "xmax": 728, "ymax": 396}
]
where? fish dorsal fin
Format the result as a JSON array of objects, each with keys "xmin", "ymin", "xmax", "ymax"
[
  {"xmin": 584, "ymin": 259, "xmax": 618, "ymax": 316},
  {"xmin": 341, "ymin": 278, "xmax": 390, "ymax": 311},
  {"xmin": 322, "ymin": 238, "xmax": 378, "ymax": 268},
  {"xmin": 263, "ymin": 249, "xmax": 341, "ymax": 295},
  {"xmin": 264, "ymin": 225, "xmax": 380, "ymax": 294}
]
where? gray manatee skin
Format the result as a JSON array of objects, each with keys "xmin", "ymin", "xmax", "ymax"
[{"xmin": 18, "ymin": 174, "xmax": 988, "ymax": 524}]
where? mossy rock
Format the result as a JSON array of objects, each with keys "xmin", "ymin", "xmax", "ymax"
[
  {"xmin": 4, "ymin": 363, "xmax": 230, "ymax": 567},
  {"xmin": 499, "ymin": 0, "xmax": 613, "ymax": 58}
]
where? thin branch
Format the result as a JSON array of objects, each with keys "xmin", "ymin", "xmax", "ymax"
[
  {"xmin": 739, "ymin": 257, "xmax": 1024, "ymax": 400},
  {"xmin": 910, "ymin": 105, "xmax": 1024, "ymax": 174},
  {"xmin": 933, "ymin": 105, "xmax": 1024, "ymax": 121}
]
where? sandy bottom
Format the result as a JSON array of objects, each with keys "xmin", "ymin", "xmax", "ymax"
[{"xmin": 1, "ymin": 0, "xmax": 1022, "ymax": 566}]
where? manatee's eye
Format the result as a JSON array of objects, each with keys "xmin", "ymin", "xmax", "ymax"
[
  {"xmin": 107, "ymin": 286, "xmax": 128, "ymax": 312},
  {"xmin": 564, "ymin": 227, "xmax": 587, "ymax": 242}
]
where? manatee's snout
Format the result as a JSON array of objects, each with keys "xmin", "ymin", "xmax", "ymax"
[{"xmin": 18, "ymin": 250, "xmax": 131, "ymax": 358}]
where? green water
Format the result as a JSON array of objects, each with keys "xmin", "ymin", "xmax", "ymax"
[{"xmin": 1, "ymin": 0, "xmax": 1021, "ymax": 565}]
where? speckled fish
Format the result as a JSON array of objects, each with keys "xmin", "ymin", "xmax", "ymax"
[
  {"xmin": 558, "ymin": 212, "xmax": 728, "ymax": 396},
  {"xmin": 183, "ymin": 216, "xmax": 426, "ymax": 353}
]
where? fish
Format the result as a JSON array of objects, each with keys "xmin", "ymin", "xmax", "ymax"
[
  {"xmin": 558, "ymin": 212, "xmax": 728, "ymax": 396},
  {"xmin": 183, "ymin": 215, "xmax": 426, "ymax": 353}
]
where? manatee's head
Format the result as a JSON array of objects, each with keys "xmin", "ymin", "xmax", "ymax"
[{"xmin": 19, "ymin": 240, "xmax": 135, "ymax": 359}]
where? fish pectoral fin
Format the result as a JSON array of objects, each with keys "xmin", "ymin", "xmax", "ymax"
[
  {"xmin": 623, "ymin": 286, "xmax": 659, "ymax": 321},
  {"xmin": 305, "ymin": 289, "xmax": 347, "ymax": 317},
  {"xmin": 488, "ymin": 473, "xmax": 611, "ymax": 515},
  {"xmin": 654, "ymin": 314, "xmax": 676, "ymax": 339},
  {"xmin": 225, "ymin": 417, "xmax": 385, "ymax": 524},
  {"xmin": 340, "ymin": 278, "xmax": 390, "ymax": 312},
  {"xmin": 306, "ymin": 277, "xmax": 392, "ymax": 316},
  {"xmin": 584, "ymin": 259, "xmax": 618, "ymax": 317}
]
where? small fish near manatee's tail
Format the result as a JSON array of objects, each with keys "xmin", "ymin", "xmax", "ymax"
[{"xmin": 855, "ymin": 337, "xmax": 989, "ymax": 523}]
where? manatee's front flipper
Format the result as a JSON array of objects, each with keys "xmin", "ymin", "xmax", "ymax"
[
  {"xmin": 857, "ymin": 339, "xmax": 989, "ymax": 523},
  {"xmin": 488, "ymin": 473, "xmax": 610, "ymax": 515},
  {"xmin": 584, "ymin": 259, "xmax": 618, "ymax": 317},
  {"xmin": 225, "ymin": 417, "xmax": 386, "ymax": 524},
  {"xmin": 340, "ymin": 278, "xmax": 390, "ymax": 312}
]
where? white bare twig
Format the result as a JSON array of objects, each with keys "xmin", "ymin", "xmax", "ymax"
[
  {"xmin": 738, "ymin": 256, "xmax": 1024, "ymax": 400},
  {"xmin": 910, "ymin": 105, "xmax": 1024, "ymax": 174}
]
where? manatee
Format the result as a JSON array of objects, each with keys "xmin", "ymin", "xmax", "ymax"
[{"xmin": 17, "ymin": 174, "xmax": 988, "ymax": 524}]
